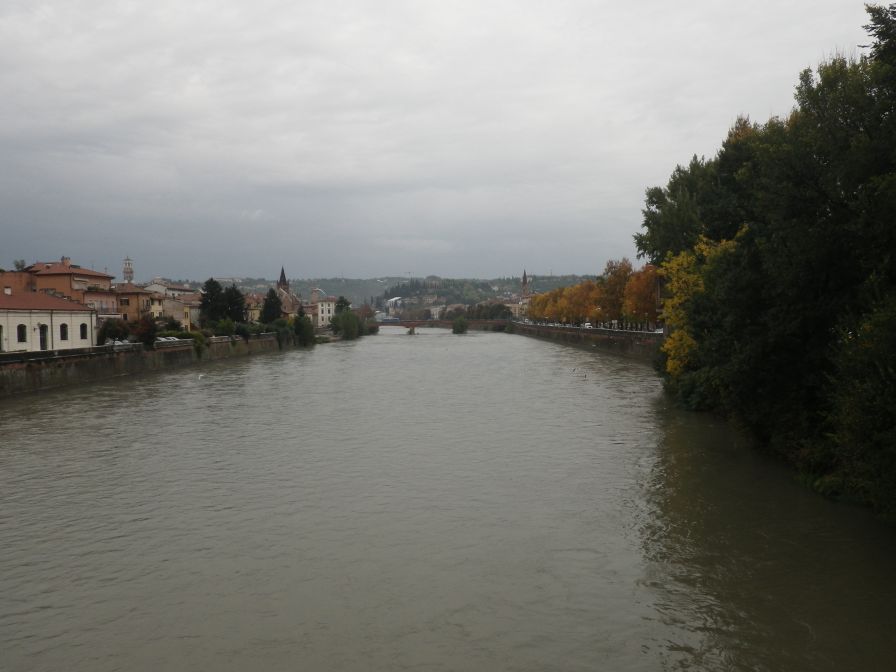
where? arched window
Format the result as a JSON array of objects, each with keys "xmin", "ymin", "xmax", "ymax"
[
  {"xmin": 80, "ymin": 323, "xmax": 88, "ymax": 339},
  {"xmin": 17, "ymin": 324, "xmax": 27, "ymax": 342},
  {"xmin": 60, "ymin": 323, "xmax": 69, "ymax": 340}
]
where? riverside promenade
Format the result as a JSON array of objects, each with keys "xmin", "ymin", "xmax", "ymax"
[{"xmin": 511, "ymin": 320, "xmax": 664, "ymax": 360}]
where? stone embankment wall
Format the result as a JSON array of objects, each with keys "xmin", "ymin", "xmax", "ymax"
[
  {"xmin": 0, "ymin": 334, "xmax": 281, "ymax": 398},
  {"xmin": 512, "ymin": 322, "xmax": 664, "ymax": 360}
]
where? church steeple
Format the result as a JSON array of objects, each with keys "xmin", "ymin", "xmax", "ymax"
[
  {"xmin": 277, "ymin": 266, "xmax": 289, "ymax": 292},
  {"xmin": 521, "ymin": 269, "xmax": 530, "ymax": 298}
]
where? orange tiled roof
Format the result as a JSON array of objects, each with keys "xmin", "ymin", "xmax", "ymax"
[
  {"xmin": 114, "ymin": 283, "xmax": 151, "ymax": 294},
  {"xmin": 27, "ymin": 262, "xmax": 113, "ymax": 279},
  {"xmin": 177, "ymin": 292, "xmax": 202, "ymax": 303},
  {"xmin": 0, "ymin": 291, "xmax": 93, "ymax": 312}
]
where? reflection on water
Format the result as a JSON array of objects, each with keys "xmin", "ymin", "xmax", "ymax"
[
  {"xmin": 642, "ymin": 404, "xmax": 896, "ymax": 671},
  {"xmin": 1, "ymin": 327, "xmax": 894, "ymax": 671}
]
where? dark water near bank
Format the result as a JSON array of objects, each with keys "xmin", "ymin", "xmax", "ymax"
[{"xmin": 2, "ymin": 327, "xmax": 894, "ymax": 671}]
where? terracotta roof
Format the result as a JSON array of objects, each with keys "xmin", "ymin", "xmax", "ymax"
[
  {"xmin": 163, "ymin": 292, "xmax": 201, "ymax": 306},
  {"xmin": 28, "ymin": 262, "xmax": 113, "ymax": 279},
  {"xmin": 114, "ymin": 283, "xmax": 151, "ymax": 294},
  {"xmin": 0, "ymin": 291, "xmax": 93, "ymax": 312}
]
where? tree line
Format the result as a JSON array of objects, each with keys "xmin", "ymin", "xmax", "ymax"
[
  {"xmin": 527, "ymin": 259, "xmax": 659, "ymax": 327},
  {"xmin": 637, "ymin": 5, "xmax": 896, "ymax": 515}
]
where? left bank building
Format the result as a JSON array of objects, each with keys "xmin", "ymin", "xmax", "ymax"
[{"xmin": 0, "ymin": 283, "xmax": 96, "ymax": 353}]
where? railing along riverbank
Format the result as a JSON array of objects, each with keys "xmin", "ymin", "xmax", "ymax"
[{"xmin": 510, "ymin": 320, "xmax": 664, "ymax": 360}]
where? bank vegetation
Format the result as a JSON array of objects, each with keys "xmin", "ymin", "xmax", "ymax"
[{"xmin": 636, "ymin": 5, "xmax": 896, "ymax": 516}]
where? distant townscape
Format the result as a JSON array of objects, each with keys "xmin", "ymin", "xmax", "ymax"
[{"xmin": 0, "ymin": 254, "xmax": 660, "ymax": 354}]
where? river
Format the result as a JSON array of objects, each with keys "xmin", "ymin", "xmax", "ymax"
[{"xmin": 2, "ymin": 326, "xmax": 894, "ymax": 671}]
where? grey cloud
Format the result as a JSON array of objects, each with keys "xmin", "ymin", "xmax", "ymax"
[{"xmin": 0, "ymin": 0, "xmax": 871, "ymax": 279}]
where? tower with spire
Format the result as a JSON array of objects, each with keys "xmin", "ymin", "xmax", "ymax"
[
  {"xmin": 277, "ymin": 266, "xmax": 289, "ymax": 292},
  {"xmin": 521, "ymin": 269, "xmax": 530, "ymax": 299},
  {"xmin": 123, "ymin": 257, "xmax": 134, "ymax": 283}
]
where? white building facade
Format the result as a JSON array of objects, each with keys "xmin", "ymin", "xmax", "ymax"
[{"xmin": 0, "ymin": 290, "xmax": 97, "ymax": 353}]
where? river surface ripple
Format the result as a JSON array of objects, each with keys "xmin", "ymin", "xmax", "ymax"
[{"xmin": 2, "ymin": 327, "xmax": 895, "ymax": 671}]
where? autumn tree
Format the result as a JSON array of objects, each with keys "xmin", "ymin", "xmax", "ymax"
[
  {"xmin": 622, "ymin": 265, "xmax": 659, "ymax": 324},
  {"xmin": 562, "ymin": 281, "xmax": 597, "ymax": 324},
  {"xmin": 600, "ymin": 258, "xmax": 633, "ymax": 322},
  {"xmin": 130, "ymin": 315, "xmax": 158, "ymax": 348}
]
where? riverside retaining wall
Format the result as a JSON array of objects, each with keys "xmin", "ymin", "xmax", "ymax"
[
  {"xmin": 512, "ymin": 322, "xmax": 664, "ymax": 360},
  {"xmin": 0, "ymin": 334, "xmax": 282, "ymax": 398}
]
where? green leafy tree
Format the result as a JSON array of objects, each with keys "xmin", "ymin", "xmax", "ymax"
[
  {"xmin": 215, "ymin": 318, "xmax": 235, "ymax": 336},
  {"xmin": 260, "ymin": 288, "xmax": 282, "ymax": 324},
  {"xmin": 335, "ymin": 296, "xmax": 351, "ymax": 313},
  {"xmin": 826, "ymin": 290, "xmax": 896, "ymax": 512},
  {"xmin": 98, "ymin": 318, "xmax": 129, "ymax": 344},
  {"xmin": 223, "ymin": 284, "xmax": 246, "ymax": 323},
  {"xmin": 330, "ymin": 310, "xmax": 361, "ymax": 340},
  {"xmin": 452, "ymin": 316, "xmax": 468, "ymax": 334},
  {"xmin": 294, "ymin": 314, "xmax": 315, "ymax": 346},
  {"xmin": 13, "ymin": 259, "xmax": 26, "ymax": 271},
  {"xmin": 641, "ymin": 4, "xmax": 896, "ymax": 513},
  {"xmin": 200, "ymin": 278, "xmax": 225, "ymax": 324},
  {"xmin": 163, "ymin": 316, "xmax": 182, "ymax": 331}
]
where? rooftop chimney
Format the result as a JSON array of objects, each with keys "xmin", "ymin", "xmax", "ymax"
[{"xmin": 61, "ymin": 256, "xmax": 71, "ymax": 267}]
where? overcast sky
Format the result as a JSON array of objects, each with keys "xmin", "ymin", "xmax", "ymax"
[{"xmin": 0, "ymin": 1, "xmax": 871, "ymax": 281}]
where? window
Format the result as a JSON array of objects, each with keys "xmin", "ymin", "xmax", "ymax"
[
  {"xmin": 120, "ymin": 297, "xmax": 130, "ymax": 306},
  {"xmin": 80, "ymin": 323, "xmax": 88, "ymax": 339},
  {"xmin": 17, "ymin": 324, "xmax": 27, "ymax": 342},
  {"xmin": 60, "ymin": 323, "xmax": 69, "ymax": 340}
]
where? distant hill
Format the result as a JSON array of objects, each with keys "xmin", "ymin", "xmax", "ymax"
[
  {"xmin": 290, "ymin": 275, "xmax": 595, "ymax": 307},
  {"xmin": 206, "ymin": 274, "xmax": 594, "ymax": 307}
]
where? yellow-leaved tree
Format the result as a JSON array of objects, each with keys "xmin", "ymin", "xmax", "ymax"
[{"xmin": 660, "ymin": 237, "xmax": 736, "ymax": 377}]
